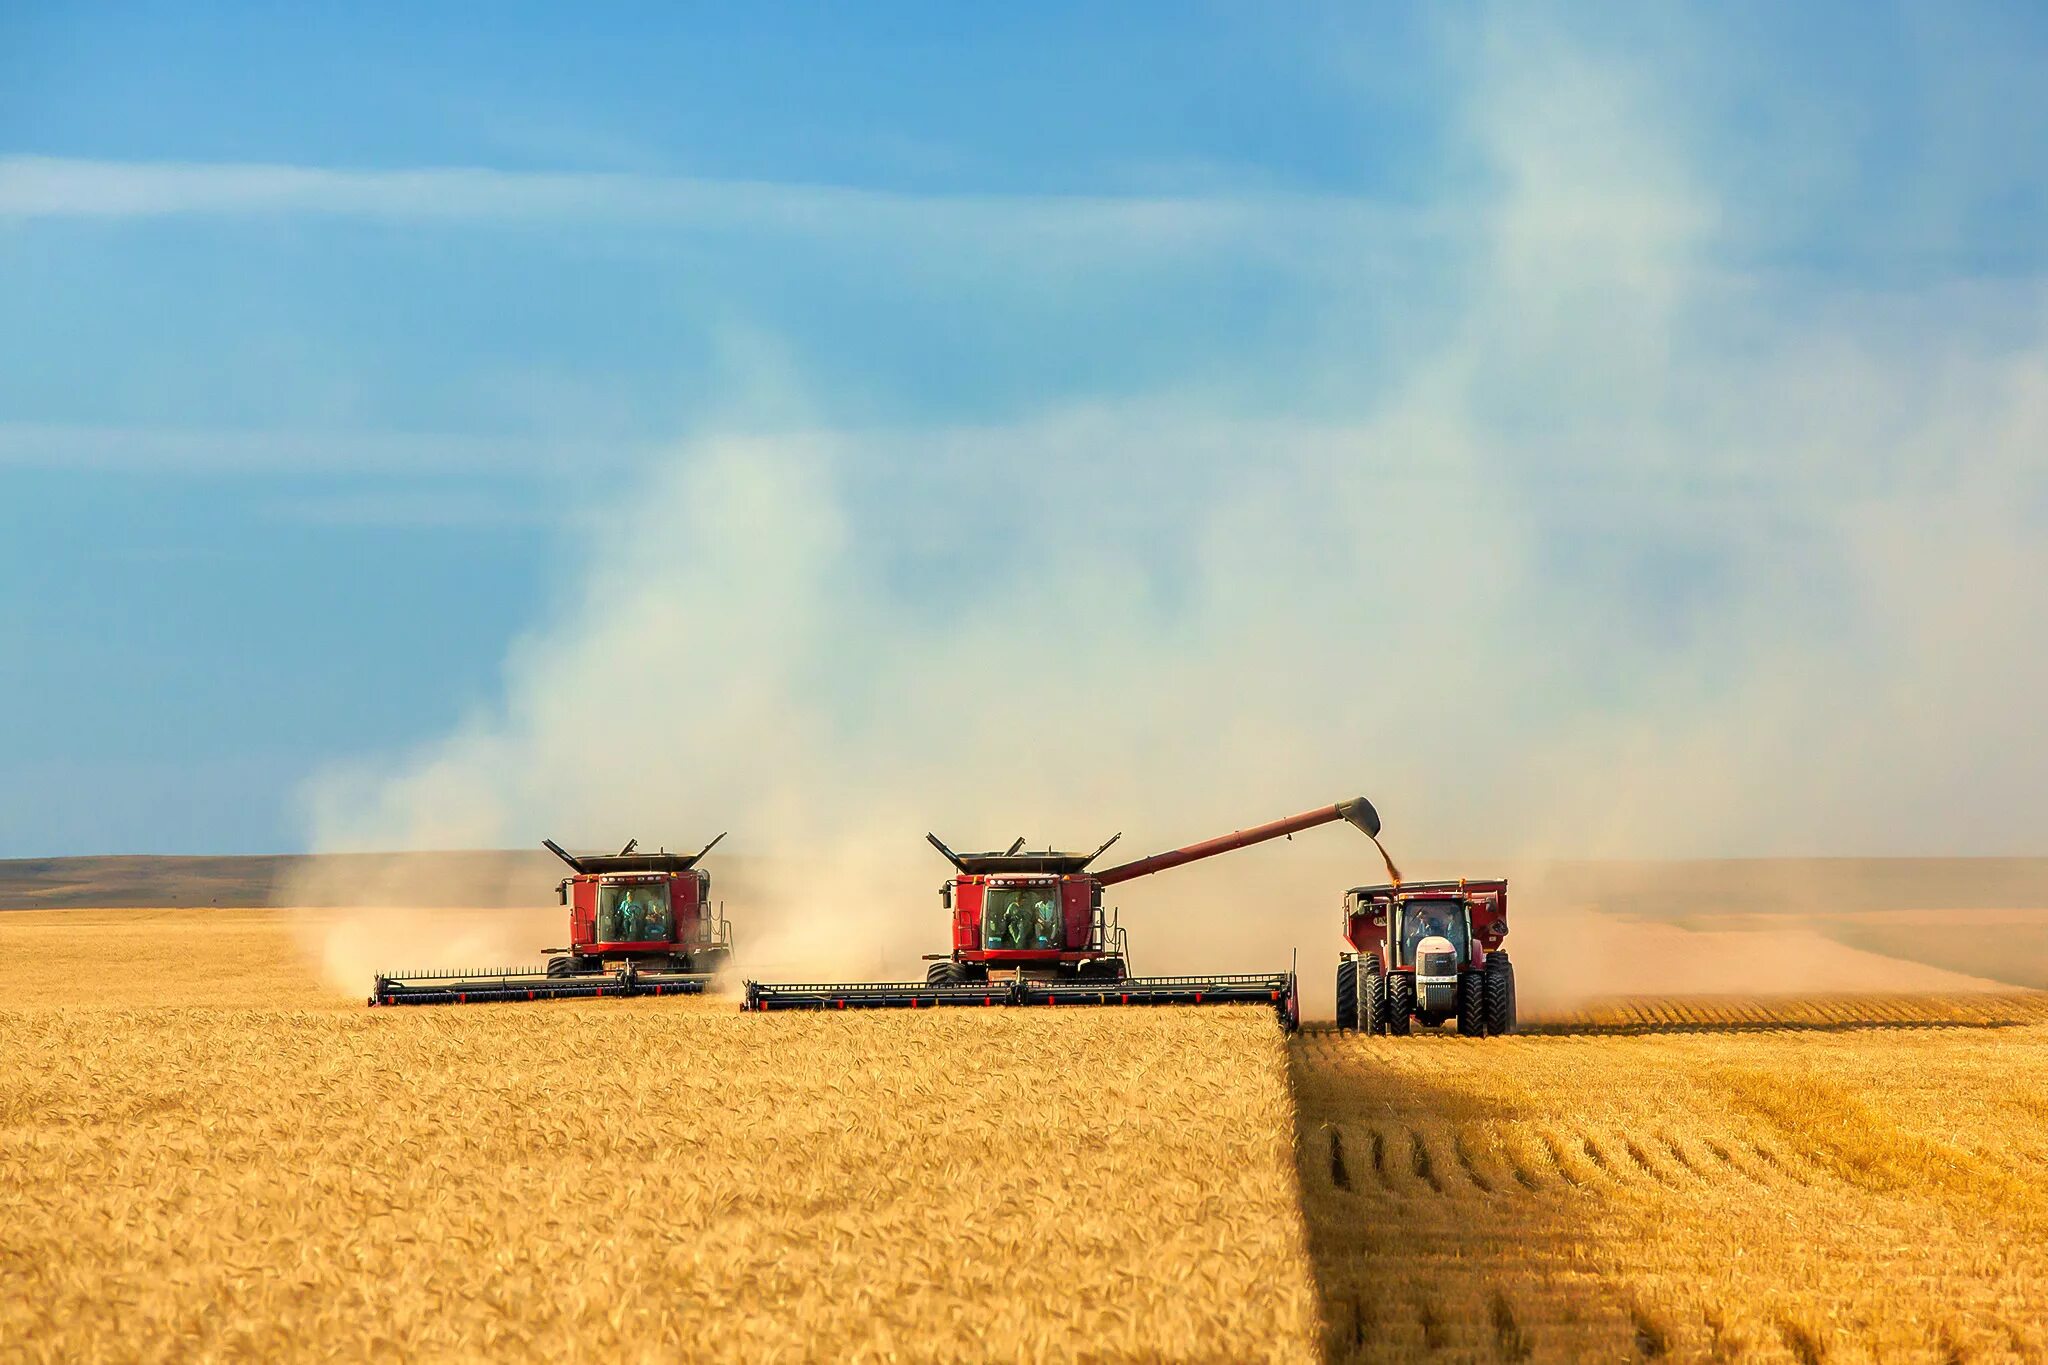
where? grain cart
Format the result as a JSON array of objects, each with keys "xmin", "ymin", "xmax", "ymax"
[
  {"xmin": 742, "ymin": 795, "xmax": 1385, "ymax": 1030},
  {"xmin": 1336, "ymin": 879, "xmax": 1513, "ymax": 1035},
  {"xmin": 369, "ymin": 836, "xmax": 734, "ymax": 1006}
]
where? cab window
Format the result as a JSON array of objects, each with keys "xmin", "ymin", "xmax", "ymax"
[
  {"xmin": 983, "ymin": 887, "xmax": 1061, "ymax": 950},
  {"xmin": 597, "ymin": 881, "xmax": 672, "ymax": 942}
]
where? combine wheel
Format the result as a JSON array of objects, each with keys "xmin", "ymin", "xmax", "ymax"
[
  {"xmin": 926, "ymin": 960, "xmax": 966, "ymax": 987},
  {"xmin": 1456, "ymin": 971, "xmax": 1486, "ymax": 1036},
  {"xmin": 545, "ymin": 956, "xmax": 583, "ymax": 979},
  {"xmin": 1385, "ymin": 971, "xmax": 1414, "ymax": 1036},
  {"xmin": 1360, "ymin": 958, "xmax": 1387, "ymax": 1034},
  {"xmin": 1335, "ymin": 958, "xmax": 1358, "ymax": 1031},
  {"xmin": 1484, "ymin": 952, "xmax": 1517, "ymax": 1035}
]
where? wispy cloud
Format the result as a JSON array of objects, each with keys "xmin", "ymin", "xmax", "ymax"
[
  {"xmin": 0, "ymin": 423, "xmax": 626, "ymax": 475},
  {"xmin": 0, "ymin": 155, "xmax": 1438, "ymax": 257}
]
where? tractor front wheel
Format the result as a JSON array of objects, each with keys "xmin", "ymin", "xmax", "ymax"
[
  {"xmin": 1386, "ymin": 972, "xmax": 1415, "ymax": 1036},
  {"xmin": 1335, "ymin": 959, "xmax": 1359, "ymax": 1031},
  {"xmin": 1361, "ymin": 958, "xmax": 1387, "ymax": 1034},
  {"xmin": 1484, "ymin": 953, "xmax": 1517, "ymax": 1035},
  {"xmin": 1456, "ymin": 971, "xmax": 1486, "ymax": 1036}
]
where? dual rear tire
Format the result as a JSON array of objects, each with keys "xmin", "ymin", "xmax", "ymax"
[
  {"xmin": 1336, "ymin": 956, "xmax": 1394, "ymax": 1034},
  {"xmin": 1484, "ymin": 952, "xmax": 1517, "ymax": 1035},
  {"xmin": 1457, "ymin": 970, "xmax": 1487, "ymax": 1035}
]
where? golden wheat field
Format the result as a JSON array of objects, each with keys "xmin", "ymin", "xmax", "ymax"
[
  {"xmin": 0, "ymin": 908, "xmax": 1317, "ymax": 1364},
  {"xmin": 8, "ymin": 907, "xmax": 2048, "ymax": 1363}
]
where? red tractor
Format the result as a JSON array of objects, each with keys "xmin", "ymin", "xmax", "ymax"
[
  {"xmin": 744, "ymin": 795, "xmax": 1382, "ymax": 1030},
  {"xmin": 369, "ymin": 836, "xmax": 733, "ymax": 1006},
  {"xmin": 1337, "ymin": 879, "xmax": 1514, "ymax": 1035}
]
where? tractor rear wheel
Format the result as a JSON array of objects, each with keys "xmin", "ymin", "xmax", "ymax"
[
  {"xmin": 926, "ymin": 960, "xmax": 966, "ymax": 987},
  {"xmin": 1335, "ymin": 959, "xmax": 1358, "ymax": 1031},
  {"xmin": 1456, "ymin": 971, "xmax": 1486, "ymax": 1036},
  {"xmin": 1360, "ymin": 958, "xmax": 1387, "ymax": 1034},
  {"xmin": 1484, "ymin": 953, "xmax": 1516, "ymax": 1035},
  {"xmin": 1386, "ymin": 972, "xmax": 1415, "ymax": 1036}
]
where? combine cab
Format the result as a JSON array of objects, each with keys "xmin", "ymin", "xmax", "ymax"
[
  {"xmin": 369, "ymin": 836, "xmax": 734, "ymax": 1006},
  {"xmin": 1336, "ymin": 879, "xmax": 1514, "ymax": 1035},
  {"xmin": 742, "ymin": 795, "xmax": 1386, "ymax": 1031}
]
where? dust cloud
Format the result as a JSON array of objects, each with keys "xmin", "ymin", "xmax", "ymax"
[{"xmin": 286, "ymin": 15, "xmax": 2045, "ymax": 1001}]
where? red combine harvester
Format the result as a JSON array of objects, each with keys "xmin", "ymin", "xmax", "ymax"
[
  {"xmin": 369, "ymin": 836, "xmax": 734, "ymax": 1006},
  {"xmin": 741, "ymin": 795, "xmax": 1383, "ymax": 1030},
  {"xmin": 1336, "ymin": 879, "xmax": 1514, "ymax": 1035}
]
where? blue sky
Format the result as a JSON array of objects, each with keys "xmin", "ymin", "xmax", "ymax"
[{"xmin": 4, "ymin": 3, "xmax": 2045, "ymax": 857}]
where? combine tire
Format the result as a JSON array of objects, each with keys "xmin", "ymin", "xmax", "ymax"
[
  {"xmin": 1456, "ymin": 971, "xmax": 1486, "ymax": 1036},
  {"xmin": 1359, "ymin": 958, "xmax": 1386, "ymax": 1034},
  {"xmin": 926, "ymin": 960, "xmax": 966, "ymax": 987},
  {"xmin": 545, "ymin": 956, "xmax": 585, "ymax": 979},
  {"xmin": 1484, "ymin": 953, "xmax": 1517, "ymax": 1035},
  {"xmin": 1335, "ymin": 959, "xmax": 1358, "ymax": 1031},
  {"xmin": 1386, "ymin": 972, "xmax": 1415, "ymax": 1036}
]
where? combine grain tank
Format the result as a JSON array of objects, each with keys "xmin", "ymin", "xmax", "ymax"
[
  {"xmin": 369, "ymin": 836, "xmax": 734, "ymax": 1006},
  {"xmin": 741, "ymin": 795, "xmax": 1385, "ymax": 1030}
]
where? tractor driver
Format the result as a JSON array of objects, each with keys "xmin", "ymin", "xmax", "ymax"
[
  {"xmin": 617, "ymin": 888, "xmax": 643, "ymax": 941},
  {"xmin": 1404, "ymin": 904, "xmax": 1455, "ymax": 961}
]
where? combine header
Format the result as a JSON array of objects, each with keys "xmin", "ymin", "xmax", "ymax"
[
  {"xmin": 741, "ymin": 795, "xmax": 1385, "ymax": 1030},
  {"xmin": 370, "ymin": 835, "xmax": 734, "ymax": 1006}
]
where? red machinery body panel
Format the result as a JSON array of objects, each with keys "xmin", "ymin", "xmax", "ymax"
[
  {"xmin": 948, "ymin": 873, "xmax": 1106, "ymax": 966},
  {"xmin": 570, "ymin": 869, "xmax": 709, "ymax": 955}
]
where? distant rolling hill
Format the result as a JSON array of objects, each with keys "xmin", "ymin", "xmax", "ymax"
[
  {"xmin": 6, "ymin": 850, "xmax": 2043, "ymax": 915},
  {"xmin": 0, "ymin": 850, "xmax": 564, "ymax": 910}
]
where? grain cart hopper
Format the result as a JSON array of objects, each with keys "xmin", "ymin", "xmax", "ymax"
[
  {"xmin": 369, "ymin": 836, "xmax": 735, "ymax": 1006},
  {"xmin": 1336, "ymin": 879, "xmax": 1514, "ymax": 1035},
  {"xmin": 741, "ymin": 795, "xmax": 1385, "ymax": 1030}
]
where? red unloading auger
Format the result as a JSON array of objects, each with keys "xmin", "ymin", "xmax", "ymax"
[
  {"xmin": 741, "ymin": 794, "xmax": 1388, "ymax": 1030},
  {"xmin": 1093, "ymin": 796, "xmax": 1387, "ymax": 886}
]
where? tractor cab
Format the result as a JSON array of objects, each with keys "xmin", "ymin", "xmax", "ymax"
[{"xmin": 1344, "ymin": 879, "xmax": 1508, "ymax": 971}]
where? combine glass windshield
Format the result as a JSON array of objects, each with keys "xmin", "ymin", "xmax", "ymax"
[
  {"xmin": 983, "ymin": 886, "xmax": 1062, "ymax": 950},
  {"xmin": 597, "ymin": 880, "xmax": 672, "ymax": 942}
]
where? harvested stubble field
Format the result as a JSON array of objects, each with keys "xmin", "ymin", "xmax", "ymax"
[
  {"xmin": 1294, "ymin": 993, "xmax": 2048, "ymax": 1363},
  {"xmin": 9, "ymin": 907, "xmax": 2048, "ymax": 1364}
]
